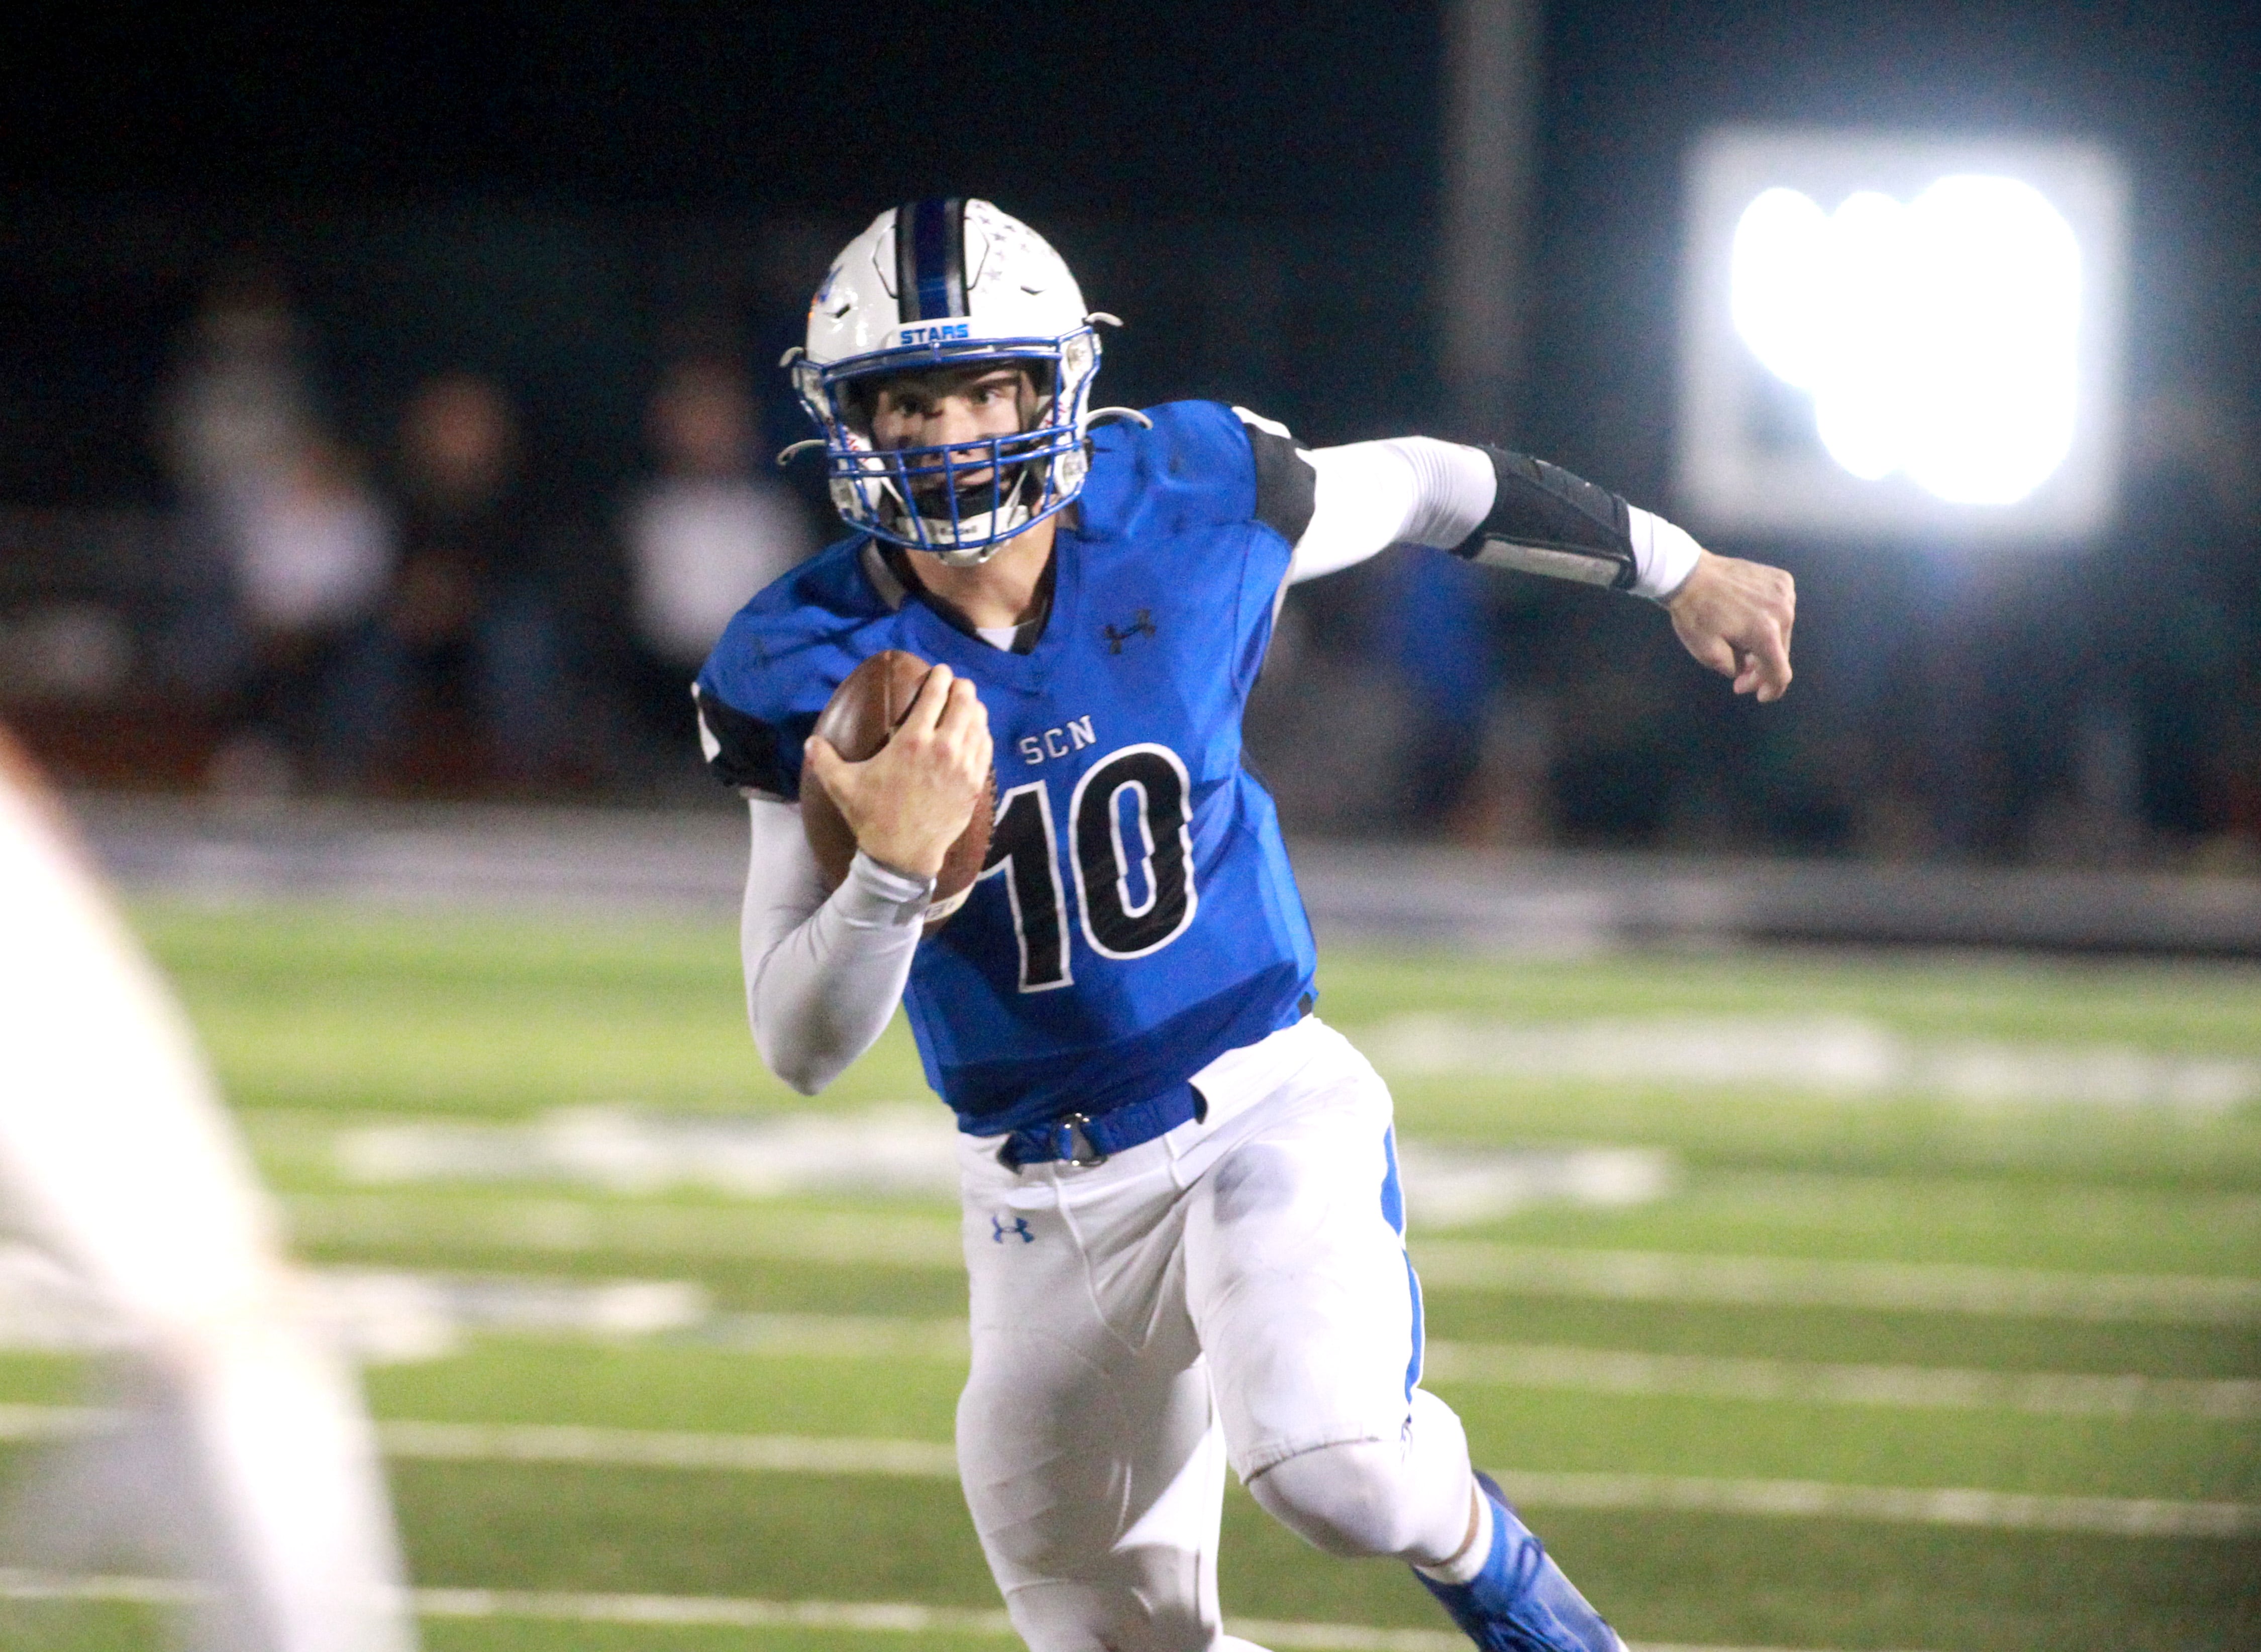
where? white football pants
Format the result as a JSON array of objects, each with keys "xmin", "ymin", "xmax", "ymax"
[
  {"xmin": 956, "ymin": 1017, "xmax": 1477, "ymax": 1652},
  {"xmin": 0, "ymin": 750, "xmax": 416, "ymax": 1651}
]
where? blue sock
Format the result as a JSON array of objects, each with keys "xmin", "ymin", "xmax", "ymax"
[{"xmin": 1412, "ymin": 1473, "xmax": 1621, "ymax": 1652}]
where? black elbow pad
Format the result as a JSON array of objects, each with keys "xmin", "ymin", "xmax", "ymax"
[{"xmin": 1453, "ymin": 447, "xmax": 1637, "ymax": 591}]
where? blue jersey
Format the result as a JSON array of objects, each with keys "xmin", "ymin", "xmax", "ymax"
[{"xmin": 695, "ymin": 401, "xmax": 1321, "ymax": 1135}]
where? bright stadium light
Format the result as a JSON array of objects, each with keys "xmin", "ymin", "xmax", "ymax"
[
  {"xmin": 1729, "ymin": 175, "xmax": 2081, "ymax": 503},
  {"xmin": 1679, "ymin": 128, "xmax": 2126, "ymax": 541}
]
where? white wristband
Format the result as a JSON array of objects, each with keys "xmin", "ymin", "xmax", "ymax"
[
  {"xmin": 1627, "ymin": 507, "xmax": 1703, "ymax": 602},
  {"xmin": 839, "ymin": 852, "xmax": 935, "ymax": 929}
]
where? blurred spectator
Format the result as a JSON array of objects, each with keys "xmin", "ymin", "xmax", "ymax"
[
  {"xmin": 235, "ymin": 438, "xmax": 394, "ymax": 637},
  {"xmin": 376, "ymin": 373, "xmax": 569, "ymax": 788},
  {"xmin": 147, "ymin": 265, "xmax": 412, "ymax": 796},
  {"xmin": 208, "ymin": 436, "xmax": 398, "ymax": 795},
  {"xmin": 150, "ymin": 265, "xmax": 321, "ymax": 710},
  {"xmin": 618, "ymin": 358, "xmax": 814, "ymax": 756},
  {"xmin": 157, "ymin": 264, "xmax": 314, "ymax": 508}
]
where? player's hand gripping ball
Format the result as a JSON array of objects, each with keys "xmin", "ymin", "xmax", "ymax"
[{"xmin": 801, "ymin": 651, "xmax": 995, "ymax": 931}]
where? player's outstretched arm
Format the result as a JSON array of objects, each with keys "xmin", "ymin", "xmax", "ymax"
[
  {"xmin": 1272, "ymin": 421, "xmax": 1796, "ymax": 699},
  {"xmin": 1664, "ymin": 549, "xmax": 1796, "ymax": 701}
]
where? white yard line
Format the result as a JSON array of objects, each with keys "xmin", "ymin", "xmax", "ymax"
[
  {"xmin": 320, "ymin": 1107, "xmax": 1673, "ymax": 1228},
  {"xmin": 376, "ymin": 1424, "xmax": 2261, "ymax": 1536},
  {"xmin": 708, "ymin": 1311, "xmax": 2261, "ymax": 1420},
  {"xmin": 412, "ymin": 1585, "xmax": 1017, "ymax": 1635},
  {"xmin": 1485, "ymin": 1470, "xmax": 2258, "ymax": 1537},
  {"xmin": 281, "ymin": 1192, "xmax": 2261, "ymax": 1324},
  {"xmin": 0, "ymin": 1401, "xmax": 113, "ymax": 1438},
  {"xmin": 376, "ymin": 1419, "xmax": 959, "ymax": 1477},
  {"xmin": 708, "ymin": 1310, "xmax": 974, "ymax": 1359},
  {"xmin": 1418, "ymin": 1340, "xmax": 2261, "ymax": 1420},
  {"xmin": 1359, "ymin": 1011, "xmax": 2261, "ymax": 1112},
  {"xmin": 5, "ymin": 1281, "xmax": 2253, "ymax": 1424},
  {"xmin": 0, "ymin": 1567, "xmax": 1928, "ymax": 1650},
  {"xmin": 712, "ymin": 1312, "xmax": 2261, "ymax": 1421},
  {"xmin": 1410, "ymin": 1242, "xmax": 2261, "ymax": 1324},
  {"xmin": 377, "ymin": 1424, "xmax": 2261, "ymax": 1537},
  {"xmin": 0, "ymin": 1408, "xmax": 2243, "ymax": 1534},
  {"xmin": 0, "ymin": 1567, "xmax": 201, "ymax": 1605},
  {"xmin": 284, "ymin": 1192, "xmax": 970, "ymax": 1267}
]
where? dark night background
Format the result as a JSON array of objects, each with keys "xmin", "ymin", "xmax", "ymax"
[{"xmin": 2, "ymin": 2, "xmax": 2256, "ymax": 856}]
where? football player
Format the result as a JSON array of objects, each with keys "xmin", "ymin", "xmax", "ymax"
[
  {"xmin": 696, "ymin": 199, "xmax": 1793, "ymax": 1652},
  {"xmin": 0, "ymin": 728, "xmax": 414, "ymax": 1651}
]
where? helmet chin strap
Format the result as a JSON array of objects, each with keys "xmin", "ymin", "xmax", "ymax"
[
  {"xmin": 908, "ymin": 465, "xmax": 1041, "ymax": 564},
  {"xmin": 918, "ymin": 495, "xmax": 1015, "ymax": 564},
  {"xmin": 930, "ymin": 539, "xmax": 1004, "ymax": 569}
]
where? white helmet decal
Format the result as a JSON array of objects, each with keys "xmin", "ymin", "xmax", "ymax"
[{"xmin": 786, "ymin": 199, "xmax": 1110, "ymax": 565}]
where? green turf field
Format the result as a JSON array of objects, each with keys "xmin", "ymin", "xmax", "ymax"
[{"xmin": 5, "ymin": 901, "xmax": 2256, "ymax": 1651}]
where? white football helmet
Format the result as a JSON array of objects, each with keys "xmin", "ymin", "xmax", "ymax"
[{"xmin": 784, "ymin": 198, "xmax": 1117, "ymax": 564}]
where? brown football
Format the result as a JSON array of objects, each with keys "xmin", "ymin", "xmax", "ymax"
[{"xmin": 801, "ymin": 650, "xmax": 995, "ymax": 932}]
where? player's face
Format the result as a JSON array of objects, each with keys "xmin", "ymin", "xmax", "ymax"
[
  {"xmin": 865, "ymin": 366, "xmax": 1035, "ymax": 459},
  {"xmin": 864, "ymin": 364, "xmax": 1042, "ymax": 520}
]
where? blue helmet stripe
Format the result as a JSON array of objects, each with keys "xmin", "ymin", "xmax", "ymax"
[
  {"xmin": 913, "ymin": 201, "xmax": 954, "ymax": 318},
  {"xmin": 898, "ymin": 198, "xmax": 967, "ymax": 323}
]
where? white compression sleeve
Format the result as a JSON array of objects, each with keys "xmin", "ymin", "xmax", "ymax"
[
  {"xmin": 1288, "ymin": 438, "xmax": 1496, "ymax": 584},
  {"xmin": 741, "ymin": 794, "xmax": 932, "ymax": 1095}
]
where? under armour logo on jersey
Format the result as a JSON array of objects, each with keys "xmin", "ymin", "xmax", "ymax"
[
  {"xmin": 991, "ymin": 1214, "xmax": 1035, "ymax": 1245},
  {"xmin": 1103, "ymin": 610, "xmax": 1157, "ymax": 654}
]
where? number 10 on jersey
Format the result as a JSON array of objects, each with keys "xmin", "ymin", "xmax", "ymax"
[{"xmin": 978, "ymin": 743, "xmax": 1198, "ymax": 991}]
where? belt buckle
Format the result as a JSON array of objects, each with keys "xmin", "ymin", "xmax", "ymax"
[{"xmin": 1055, "ymin": 1112, "xmax": 1107, "ymax": 1168}]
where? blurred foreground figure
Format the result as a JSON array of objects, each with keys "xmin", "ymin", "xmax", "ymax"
[
  {"xmin": 157, "ymin": 264, "xmax": 315, "ymax": 513},
  {"xmin": 0, "ymin": 728, "xmax": 415, "ymax": 1650}
]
